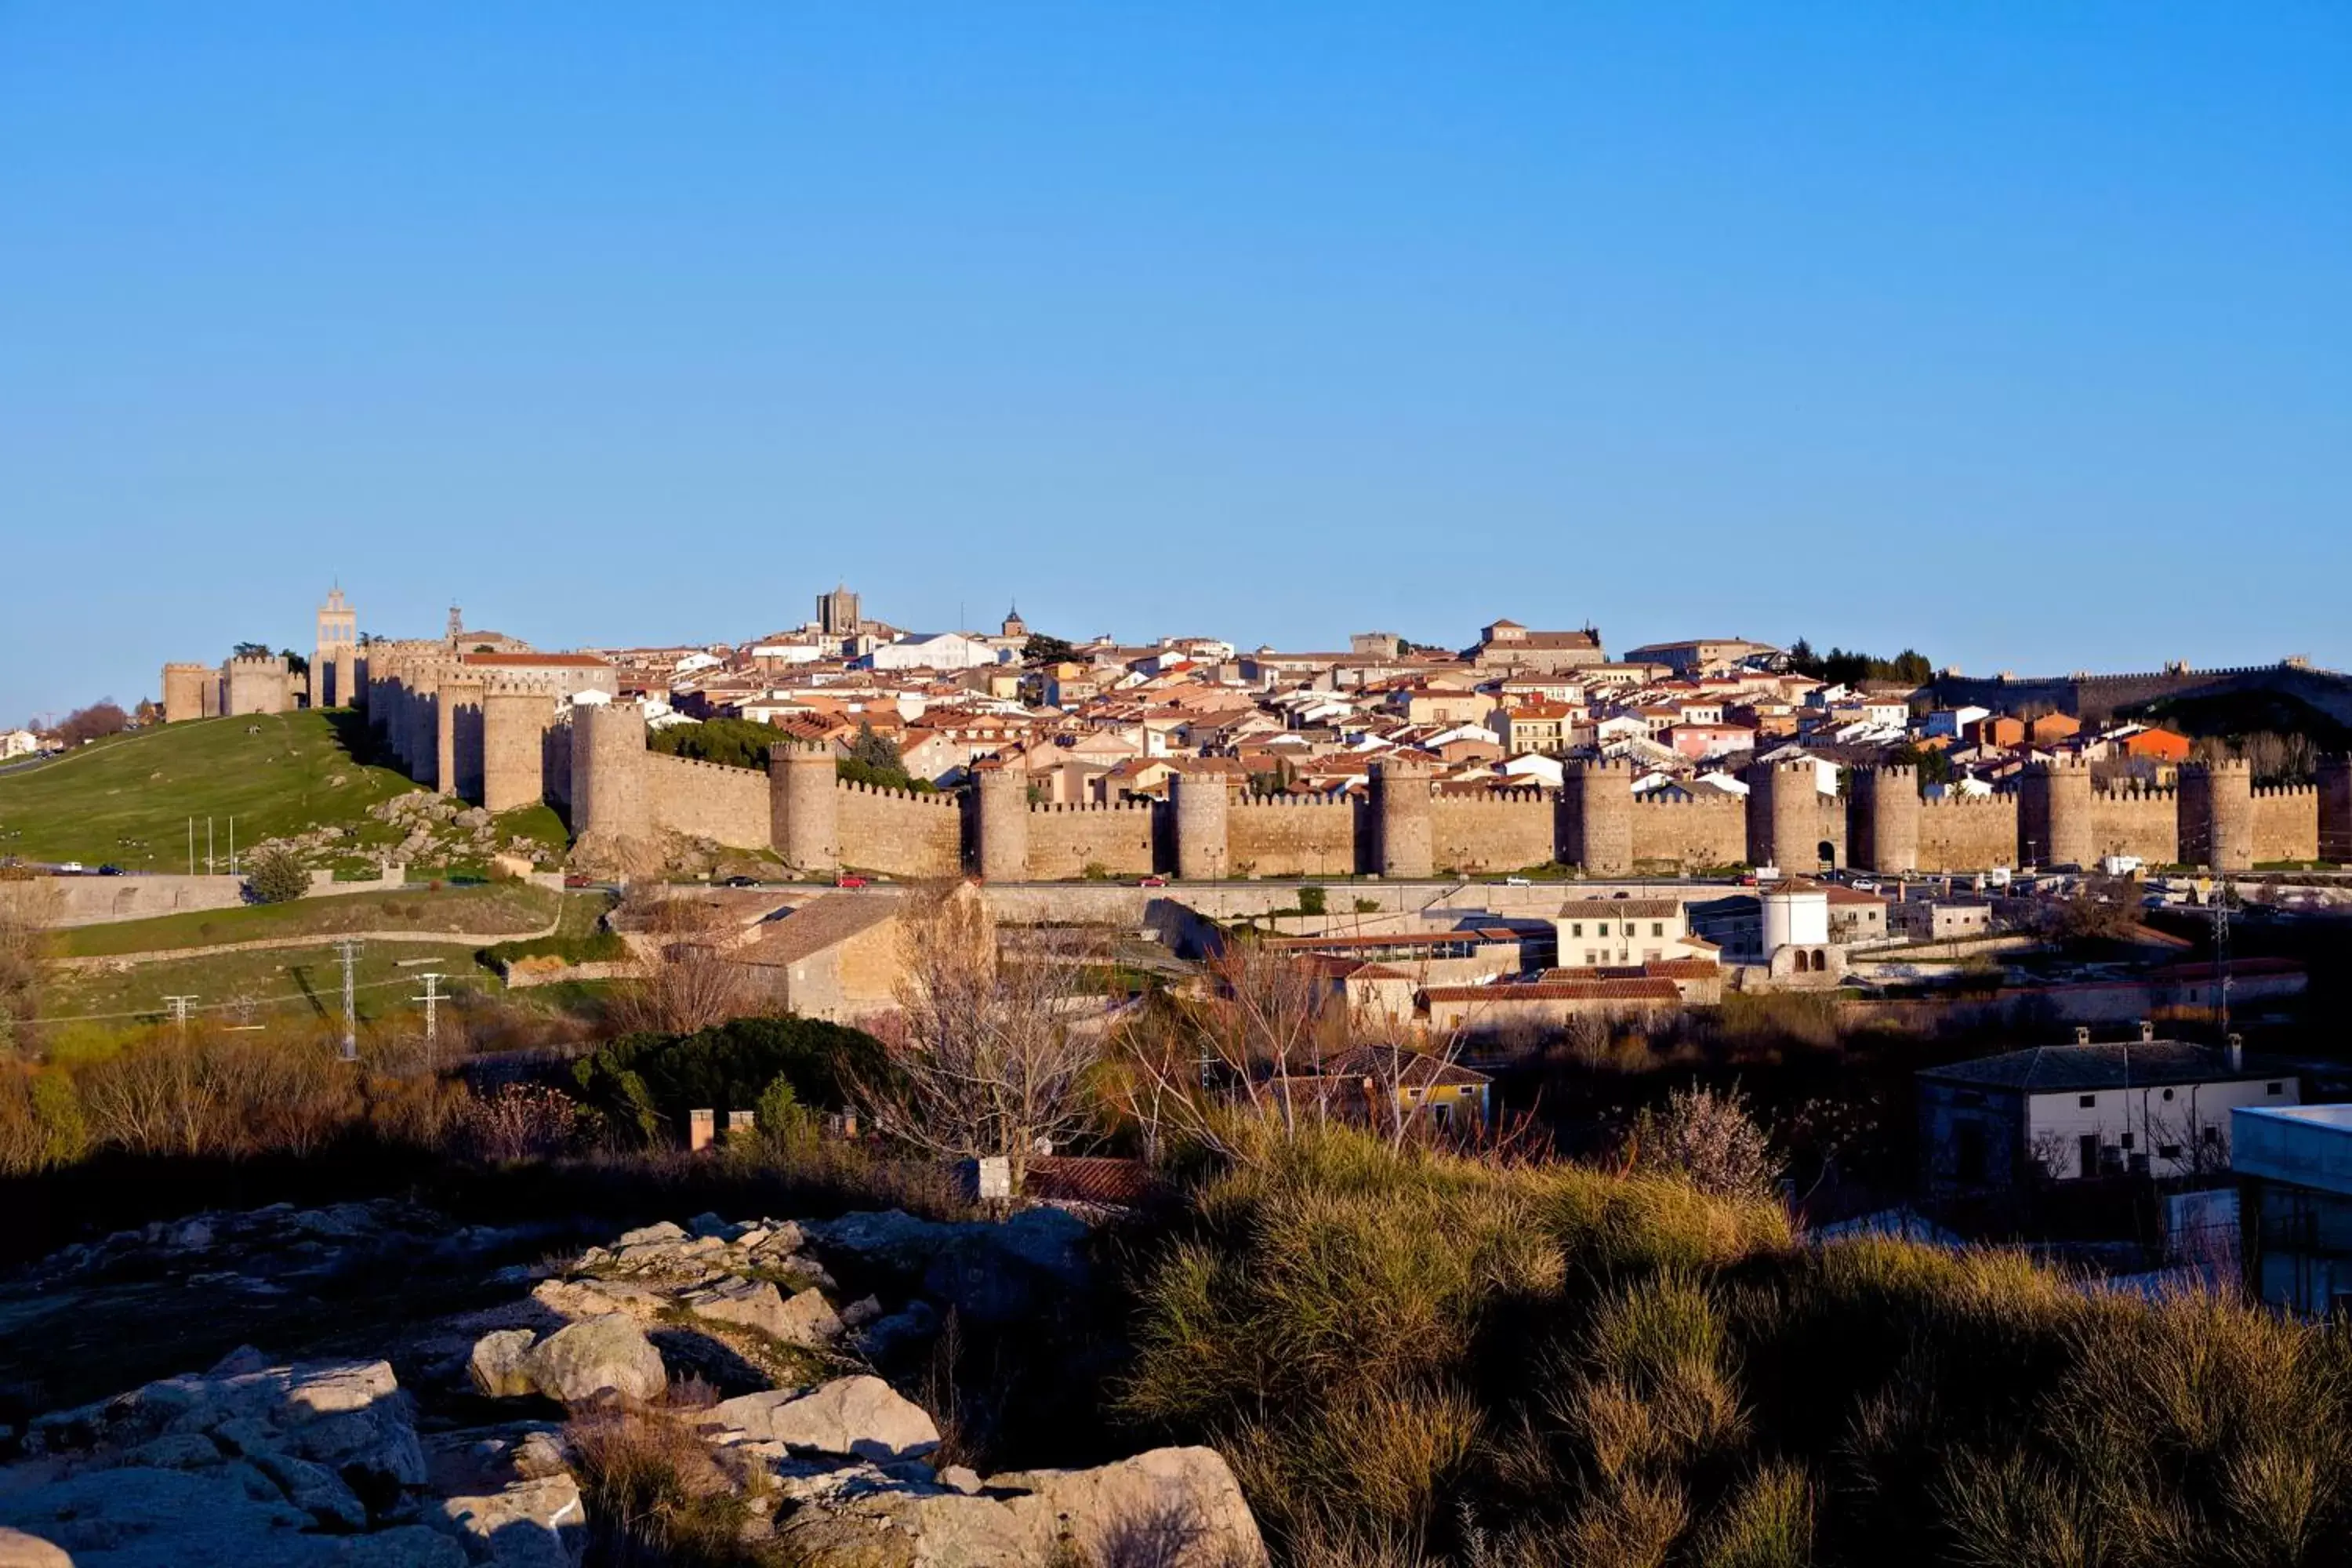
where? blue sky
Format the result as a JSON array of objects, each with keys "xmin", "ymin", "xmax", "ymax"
[{"xmin": 2, "ymin": 3, "xmax": 2346, "ymax": 723}]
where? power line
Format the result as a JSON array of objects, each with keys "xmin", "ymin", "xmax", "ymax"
[
  {"xmin": 163, "ymin": 994, "xmax": 198, "ymax": 1032},
  {"xmin": 413, "ymin": 971, "xmax": 445, "ymax": 1068}
]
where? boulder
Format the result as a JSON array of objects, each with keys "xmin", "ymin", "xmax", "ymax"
[
  {"xmin": 613, "ymin": 1221, "xmax": 686, "ymax": 1248},
  {"xmin": 517, "ymin": 1316, "xmax": 666, "ymax": 1406},
  {"xmin": 704, "ymin": 1377, "xmax": 938, "ymax": 1462},
  {"xmin": 777, "ymin": 1446, "xmax": 1267, "ymax": 1568},
  {"xmin": 0, "ymin": 1529, "xmax": 71, "ymax": 1567},
  {"xmin": 993, "ymin": 1446, "xmax": 1267, "ymax": 1568},
  {"xmin": 530, "ymin": 1277, "xmax": 665, "ymax": 1324},
  {"xmin": 468, "ymin": 1331, "xmax": 539, "ymax": 1399},
  {"xmin": 249, "ymin": 1449, "xmax": 371, "ymax": 1531},
  {"xmin": 432, "ymin": 1474, "xmax": 585, "ymax": 1568}
]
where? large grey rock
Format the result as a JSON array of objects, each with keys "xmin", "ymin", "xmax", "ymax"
[
  {"xmin": 688, "ymin": 1279, "xmax": 842, "ymax": 1346},
  {"xmin": 468, "ymin": 1331, "xmax": 539, "ymax": 1399},
  {"xmin": 0, "ymin": 1528, "xmax": 71, "ymax": 1567},
  {"xmin": 704, "ymin": 1377, "xmax": 937, "ymax": 1461},
  {"xmin": 517, "ymin": 1316, "xmax": 665, "ymax": 1405},
  {"xmin": 779, "ymin": 1445, "xmax": 1267, "ymax": 1568},
  {"xmin": 432, "ymin": 1474, "xmax": 585, "ymax": 1568},
  {"xmin": 612, "ymin": 1221, "xmax": 686, "ymax": 1247},
  {"xmin": 250, "ymin": 1450, "xmax": 370, "ymax": 1531}
]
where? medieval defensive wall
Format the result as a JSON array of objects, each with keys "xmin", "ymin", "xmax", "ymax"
[{"xmin": 352, "ymin": 687, "xmax": 2352, "ymax": 880}]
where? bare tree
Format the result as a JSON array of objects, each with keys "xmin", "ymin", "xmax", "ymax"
[
  {"xmin": 609, "ymin": 893, "xmax": 750, "ymax": 1036},
  {"xmin": 857, "ymin": 883, "xmax": 1104, "ymax": 1192}
]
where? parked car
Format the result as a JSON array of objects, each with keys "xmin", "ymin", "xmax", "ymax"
[
  {"xmin": 96, "ymin": 863, "xmax": 124, "ymax": 876},
  {"xmin": 836, "ymin": 873, "xmax": 869, "ymax": 889},
  {"xmin": 1138, "ymin": 875, "xmax": 1168, "ymax": 887},
  {"xmin": 54, "ymin": 862, "xmax": 83, "ymax": 875},
  {"xmin": 1504, "ymin": 875, "xmax": 1533, "ymax": 886},
  {"xmin": 721, "ymin": 875, "xmax": 760, "ymax": 887},
  {"xmin": 562, "ymin": 873, "xmax": 593, "ymax": 889}
]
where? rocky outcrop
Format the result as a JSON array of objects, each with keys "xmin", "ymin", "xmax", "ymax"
[
  {"xmin": 2, "ymin": 1203, "xmax": 1260, "ymax": 1568},
  {"xmin": 0, "ymin": 1352, "xmax": 569, "ymax": 1568}
]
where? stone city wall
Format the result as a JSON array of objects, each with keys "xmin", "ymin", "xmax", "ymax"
[
  {"xmin": 1426, "ymin": 789, "xmax": 1555, "ymax": 875},
  {"xmin": 2084, "ymin": 787, "xmax": 2180, "ymax": 866},
  {"xmin": 833, "ymin": 782, "xmax": 962, "ymax": 880},
  {"xmin": 1915, "ymin": 795, "xmax": 2020, "ymax": 873},
  {"xmin": 1024, "ymin": 801, "xmax": 1160, "ymax": 880},
  {"xmin": 641, "ymin": 751, "xmax": 771, "ymax": 846},
  {"xmin": 2254, "ymin": 785, "xmax": 2321, "ymax": 865},
  {"xmin": 1225, "ymin": 795, "xmax": 1363, "ymax": 879},
  {"xmin": 1626, "ymin": 795, "xmax": 1747, "ymax": 872}
]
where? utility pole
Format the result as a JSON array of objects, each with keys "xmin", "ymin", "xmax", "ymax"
[
  {"xmin": 187, "ymin": 817, "xmax": 195, "ymax": 877},
  {"xmin": 228, "ymin": 816, "xmax": 236, "ymax": 877},
  {"xmin": 164, "ymin": 994, "xmax": 198, "ymax": 1033},
  {"xmin": 413, "ymin": 971, "xmax": 445, "ymax": 1069},
  {"xmin": 334, "ymin": 938, "xmax": 361, "ymax": 1062},
  {"xmin": 2212, "ymin": 874, "xmax": 2234, "ymax": 1040},
  {"xmin": 206, "ymin": 817, "xmax": 215, "ymax": 876}
]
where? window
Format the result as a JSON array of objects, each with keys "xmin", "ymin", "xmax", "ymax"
[
  {"xmin": 2159, "ymin": 1145, "xmax": 2182, "ymax": 1160},
  {"xmin": 1570, "ymin": 923, "xmax": 1583, "ymax": 938},
  {"xmin": 2120, "ymin": 1132, "xmax": 2136, "ymax": 1151},
  {"xmin": 1596, "ymin": 922, "xmax": 1610, "ymax": 936},
  {"xmin": 2201, "ymin": 1126, "xmax": 2221, "ymax": 1145},
  {"xmin": 2267, "ymin": 1082, "xmax": 2284, "ymax": 1095},
  {"xmin": 2078, "ymin": 1094, "xmax": 2096, "ymax": 1109},
  {"xmin": 2161, "ymin": 1087, "xmax": 2176, "ymax": 1102},
  {"xmin": 1652, "ymin": 922, "xmax": 1664, "ymax": 938}
]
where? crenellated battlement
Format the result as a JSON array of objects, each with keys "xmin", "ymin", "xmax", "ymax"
[
  {"xmin": 1434, "ymin": 786, "xmax": 1552, "ymax": 806},
  {"xmin": 1233, "ymin": 792, "xmax": 1353, "ymax": 808},
  {"xmin": 1030, "ymin": 799, "xmax": 1156, "ymax": 815},
  {"xmin": 2254, "ymin": 784, "xmax": 2317, "ymax": 800},
  {"xmin": 1632, "ymin": 793, "xmax": 1744, "ymax": 809},
  {"xmin": 1921, "ymin": 793, "xmax": 2013, "ymax": 808},
  {"xmin": 834, "ymin": 778, "xmax": 959, "ymax": 807}
]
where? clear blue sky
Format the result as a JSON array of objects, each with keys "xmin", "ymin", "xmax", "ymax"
[{"xmin": 3, "ymin": 3, "xmax": 2347, "ymax": 724}]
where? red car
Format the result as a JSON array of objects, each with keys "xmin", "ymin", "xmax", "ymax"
[
  {"xmin": 836, "ymin": 873, "xmax": 869, "ymax": 889},
  {"xmin": 1138, "ymin": 876, "xmax": 1168, "ymax": 887}
]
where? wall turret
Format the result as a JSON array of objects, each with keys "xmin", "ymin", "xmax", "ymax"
[
  {"xmin": 437, "ymin": 677, "xmax": 484, "ymax": 798},
  {"xmin": 572, "ymin": 700, "xmax": 648, "ymax": 840},
  {"xmin": 1850, "ymin": 766, "xmax": 1921, "ymax": 874},
  {"xmin": 1746, "ymin": 760, "xmax": 1828, "ymax": 873},
  {"xmin": 768, "ymin": 740, "xmax": 839, "ymax": 873},
  {"xmin": 2180, "ymin": 757, "xmax": 2254, "ymax": 873},
  {"xmin": 2320, "ymin": 757, "xmax": 2352, "ymax": 866},
  {"xmin": 1373, "ymin": 757, "xmax": 1436, "ymax": 879},
  {"xmin": 1565, "ymin": 758, "xmax": 1634, "ymax": 876},
  {"xmin": 2020, "ymin": 756, "xmax": 2093, "ymax": 868},
  {"xmin": 161, "ymin": 662, "xmax": 216, "ymax": 724},
  {"xmin": 481, "ymin": 685, "xmax": 549, "ymax": 813},
  {"xmin": 974, "ymin": 764, "xmax": 1031, "ymax": 881},
  {"xmin": 1173, "ymin": 771, "xmax": 1231, "ymax": 880}
]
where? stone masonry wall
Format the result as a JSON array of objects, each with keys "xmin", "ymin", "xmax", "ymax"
[
  {"xmin": 1226, "ymin": 797, "xmax": 1363, "ymax": 878},
  {"xmin": 1426, "ymin": 791, "xmax": 1555, "ymax": 874},
  {"xmin": 2085, "ymin": 788, "xmax": 2179, "ymax": 865},
  {"xmin": 641, "ymin": 753, "xmax": 771, "ymax": 848},
  {"xmin": 1916, "ymin": 796, "xmax": 2020, "ymax": 872},
  {"xmin": 1627, "ymin": 796, "xmax": 1747, "ymax": 872},
  {"xmin": 2254, "ymin": 786, "xmax": 2321, "ymax": 864},
  {"xmin": 1025, "ymin": 803, "xmax": 1159, "ymax": 880},
  {"xmin": 835, "ymin": 782, "xmax": 963, "ymax": 879}
]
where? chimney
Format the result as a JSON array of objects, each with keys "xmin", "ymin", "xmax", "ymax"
[
  {"xmin": 2138, "ymin": 1020, "xmax": 2155, "ymax": 1043},
  {"xmin": 2227, "ymin": 1033, "xmax": 2245, "ymax": 1072},
  {"xmin": 2074, "ymin": 1026, "xmax": 2092, "ymax": 1047}
]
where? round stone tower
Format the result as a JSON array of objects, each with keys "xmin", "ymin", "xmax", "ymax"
[
  {"xmin": 161, "ymin": 662, "xmax": 215, "ymax": 725},
  {"xmin": 1373, "ymin": 757, "xmax": 1436, "ymax": 879},
  {"xmin": 1566, "ymin": 758, "xmax": 1634, "ymax": 877},
  {"xmin": 975, "ymin": 764, "xmax": 1031, "ymax": 882},
  {"xmin": 1746, "ymin": 759, "xmax": 1825, "ymax": 873},
  {"xmin": 1852, "ymin": 765, "xmax": 1920, "ymax": 874},
  {"xmin": 768, "ymin": 740, "xmax": 839, "ymax": 873},
  {"xmin": 1173, "ymin": 771, "xmax": 1229, "ymax": 880},
  {"xmin": 2020, "ymin": 756, "xmax": 2092, "ymax": 868},
  {"xmin": 2189, "ymin": 757, "xmax": 2254, "ymax": 873},
  {"xmin": 437, "ymin": 677, "xmax": 483, "ymax": 798},
  {"xmin": 571, "ymin": 700, "xmax": 648, "ymax": 840},
  {"xmin": 481, "ymin": 684, "xmax": 550, "ymax": 814},
  {"xmin": 2320, "ymin": 757, "xmax": 2352, "ymax": 866}
]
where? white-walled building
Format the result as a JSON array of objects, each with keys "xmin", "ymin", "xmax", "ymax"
[
  {"xmin": 869, "ymin": 632, "xmax": 1001, "ymax": 673},
  {"xmin": 1920, "ymin": 1032, "xmax": 2299, "ymax": 1196}
]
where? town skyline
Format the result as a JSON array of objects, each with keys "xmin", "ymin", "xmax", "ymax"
[{"xmin": 5, "ymin": 5, "xmax": 2347, "ymax": 724}]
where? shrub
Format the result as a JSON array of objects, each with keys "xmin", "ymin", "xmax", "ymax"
[
  {"xmin": 244, "ymin": 846, "xmax": 311, "ymax": 905},
  {"xmin": 1627, "ymin": 1084, "xmax": 1782, "ymax": 1198},
  {"xmin": 481, "ymin": 927, "xmax": 630, "ymax": 969},
  {"xmin": 1297, "ymin": 886, "xmax": 1327, "ymax": 916},
  {"xmin": 572, "ymin": 1015, "xmax": 886, "ymax": 1145},
  {"xmin": 459, "ymin": 1082, "xmax": 581, "ymax": 1162}
]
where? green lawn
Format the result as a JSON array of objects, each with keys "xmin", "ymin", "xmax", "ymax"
[
  {"xmin": 0, "ymin": 711, "xmax": 423, "ymax": 872},
  {"xmin": 55, "ymin": 883, "xmax": 570, "ymax": 957}
]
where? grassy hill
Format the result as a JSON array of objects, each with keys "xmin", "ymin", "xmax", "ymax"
[{"xmin": 0, "ymin": 712, "xmax": 423, "ymax": 873}]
